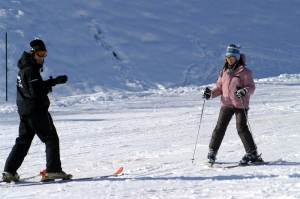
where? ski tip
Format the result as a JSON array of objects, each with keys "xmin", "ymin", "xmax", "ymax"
[{"xmin": 113, "ymin": 167, "xmax": 123, "ymax": 175}]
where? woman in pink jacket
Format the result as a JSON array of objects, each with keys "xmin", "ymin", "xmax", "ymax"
[{"xmin": 202, "ymin": 44, "xmax": 263, "ymax": 165}]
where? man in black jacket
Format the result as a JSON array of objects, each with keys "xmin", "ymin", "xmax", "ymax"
[{"xmin": 2, "ymin": 39, "xmax": 70, "ymax": 182}]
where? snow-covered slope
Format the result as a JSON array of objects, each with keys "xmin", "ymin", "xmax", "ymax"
[
  {"xmin": 1, "ymin": 0, "xmax": 300, "ymax": 98},
  {"xmin": 1, "ymin": 75, "xmax": 300, "ymax": 198},
  {"xmin": 1, "ymin": 1, "xmax": 300, "ymax": 198}
]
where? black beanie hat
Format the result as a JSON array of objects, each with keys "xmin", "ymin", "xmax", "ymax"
[{"xmin": 30, "ymin": 39, "xmax": 46, "ymax": 50}]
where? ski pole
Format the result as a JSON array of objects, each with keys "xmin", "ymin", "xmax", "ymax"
[
  {"xmin": 239, "ymin": 96, "xmax": 252, "ymax": 133},
  {"xmin": 236, "ymin": 87, "xmax": 252, "ymax": 133},
  {"xmin": 191, "ymin": 99, "xmax": 206, "ymax": 163},
  {"xmin": 236, "ymin": 86, "xmax": 258, "ymax": 149},
  {"xmin": 239, "ymin": 95, "xmax": 258, "ymax": 149}
]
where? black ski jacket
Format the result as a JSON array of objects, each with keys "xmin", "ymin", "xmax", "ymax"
[{"xmin": 16, "ymin": 51, "xmax": 51, "ymax": 116}]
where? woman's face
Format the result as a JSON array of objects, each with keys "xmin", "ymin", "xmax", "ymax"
[{"xmin": 226, "ymin": 56, "xmax": 236, "ymax": 65}]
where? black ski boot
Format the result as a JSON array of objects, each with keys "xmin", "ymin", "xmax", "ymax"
[
  {"xmin": 207, "ymin": 149, "xmax": 218, "ymax": 164},
  {"xmin": 239, "ymin": 150, "xmax": 263, "ymax": 165}
]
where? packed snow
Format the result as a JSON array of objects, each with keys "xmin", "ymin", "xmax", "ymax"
[
  {"xmin": 1, "ymin": 0, "xmax": 300, "ymax": 198},
  {"xmin": 1, "ymin": 78, "xmax": 300, "ymax": 198}
]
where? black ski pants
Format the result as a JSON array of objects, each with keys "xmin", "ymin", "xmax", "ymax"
[
  {"xmin": 4, "ymin": 112, "xmax": 62, "ymax": 175},
  {"xmin": 209, "ymin": 106, "xmax": 257, "ymax": 153}
]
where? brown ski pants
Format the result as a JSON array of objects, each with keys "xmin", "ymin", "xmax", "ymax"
[{"xmin": 209, "ymin": 106, "xmax": 257, "ymax": 152}]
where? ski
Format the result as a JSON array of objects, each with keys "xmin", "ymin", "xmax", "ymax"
[
  {"xmin": 204, "ymin": 162, "xmax": 222, "ymax": 168},
  {"xmin": 223, "ymin": 158, "xmax": 282, "ymax": 169},
  {"xmin": 204, "ymin": 158, "xmax": 282, "ymax": 169},
  {"xmin": 0, "ymin": 167, "xmax": 123, "ymax": 188}
]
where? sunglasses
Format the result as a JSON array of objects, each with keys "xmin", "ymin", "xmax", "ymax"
[
  {"xmin": 226, "ymin": 56, "xmax": 235, "ymax": 61},
  {"xmin": 36, "ymin": 50, "xmax": 48, "ymax": 57}
]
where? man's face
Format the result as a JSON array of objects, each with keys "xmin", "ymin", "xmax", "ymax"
[
  {"xmin": 33, "ymin": 49, "xmax": 47, "ymax": 64},
  {"xmin": 34, "ymin": 53, "xmax": 44, "ymax": 64}
]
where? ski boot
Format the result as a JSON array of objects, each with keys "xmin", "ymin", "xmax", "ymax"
[
  {"xmin": 239, "ymin": 150, "xmax": 263, "ymax": 165},
  {"xmin": 2, "ymin": 172, "xmax": 20, "ymax": 182},
  {"xmin": 41, "ymin": 171, "xmax": 72, "ymax": 182},
  {"xmin": 206, "ymin": 149, "xmax": 218, "ymax": 165}
]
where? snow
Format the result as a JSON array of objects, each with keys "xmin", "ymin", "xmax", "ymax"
[
  {"xmin": 2, "ymin": 81, "xmax": 300, "ymax": 198},
  {"xmin": 1, "ymin": 0, "xmax": 300, "ymax": 198}
]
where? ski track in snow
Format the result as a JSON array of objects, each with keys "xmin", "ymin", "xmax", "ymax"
[
  {"xmin": 88, "ymin": 19, "xmax": 146, "ymax": 90},
  {"xmin": 1, "ymin": 76, "xmax": 300, "ymax": 198}
]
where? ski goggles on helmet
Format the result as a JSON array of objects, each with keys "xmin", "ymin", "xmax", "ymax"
[{"xmin": 36, "ymin": 50, "xmax": 48, "ymax": 57}]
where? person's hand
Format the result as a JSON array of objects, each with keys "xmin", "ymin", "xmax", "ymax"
[
  {"xmin": 47, "ymin": 75, "xmax": 68, "ymax": 86},
  {"xmin": 236, "ymin": 87, "xmax": 248, "ymax": 98},
  {"xmin": 202, "ymin": 87, "xmax": 211, "ymax": 100},
  {"xmin": 53, "ymin": 75, "xmax": 68, "ymax": 84}
]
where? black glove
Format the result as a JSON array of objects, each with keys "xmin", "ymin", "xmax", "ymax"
[
  {"xmin": 53, "ymin": 75, "xmax": 68, "ymax": 84},
  {"xmin": 236, "ymin": 87, "xmax": 248, "ymax": 98},
  {"xmin": 202, "ymin": 87, "xmax": 211, "ymax": 100},
  {"xmin": 47, "ymin": 75, "xmax": 68, "ymax": 86}
]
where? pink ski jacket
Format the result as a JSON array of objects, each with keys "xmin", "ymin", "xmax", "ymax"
[{"xmin": 211, "ymin": 55, "xmax": 255, "ymax": 110}]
